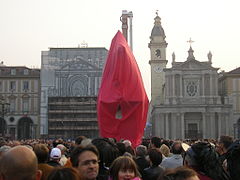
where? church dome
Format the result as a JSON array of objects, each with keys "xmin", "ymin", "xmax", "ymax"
[{"xmin": 150, "ymin": 15, "xmax": 166, "ymax": 38}]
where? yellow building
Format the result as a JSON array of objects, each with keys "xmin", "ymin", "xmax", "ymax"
[{"xmin": 219, "ymin": 67, "xmax": 240, "ymax": 138}]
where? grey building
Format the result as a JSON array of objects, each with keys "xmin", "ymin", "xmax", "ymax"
[
  {"xmin": 149, "ymin": 14, "xmax": 233, "ymax": 139},
  {"xmin": 40, "ymin": 47, "xmax": 108, "ymax": 136}
]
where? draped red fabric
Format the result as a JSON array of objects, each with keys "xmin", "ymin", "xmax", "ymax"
[{"xmin": 97, "ymin": 31, "xmax": 149, "ymax": 147}]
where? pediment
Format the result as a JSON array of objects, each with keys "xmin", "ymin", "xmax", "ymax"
[
  {"xmin": 60, "ymin": 58, "xmax": 100, "ymax": 71},
  {"xmin": 178, "ymin": 60, "xmax": 211, "ymax": 70}
]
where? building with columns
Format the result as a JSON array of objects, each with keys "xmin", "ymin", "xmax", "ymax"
[
  {"xmin": 219, "ymin": 67, "xmax": 240, "ymax": 138},
  {"xmin": 0, "ymin": 64, "xmax": 40, "ymax": 139},
  {"xmin": 149, "ymin": 14, "xmax": 233, "ymax": 139},
  {"xmin": 40, "ymin": 47, "xmax": 108, "ymax": 137}
]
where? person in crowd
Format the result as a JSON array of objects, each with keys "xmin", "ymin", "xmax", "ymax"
[
  {"xmin": 135, "ymin": 145, "xmax": 149, "ymax": 177},
  {"xmin": 0, "ymin": 145, "xmax": 42, "ymax": 180},
  {"xmin": 47, "ymin": 167, "xmax": 81, "ymax": 180},
  {"xmin": 116, "ymin": 142, "xmax": 127, "ymax": 156},
  {"xmin": 0, "ymin": 145, "xmax": 11, "ymax": 158},
  {"xmin": 160, "ymin": 144, "xmax": 171, "ymax": 158},
  {"xmin": 48, "ymin": 147, "xmax": 62, "ymax": 167},
  {"xmin": 158, "ymin": 166, "xmax": 200, "ymax": 180},
  {"xmin": 184, "ymin": 141, "xmax": 229, "ymax": 180},
  {"xmin": 70, "ymin": 145, "xmax": 99, "ymax": 180},
  {"xmin": 75, "ymin": 136, "xmax": 87, "ymax": 145},
  {"xmin": 150, "ymin": 136, "xmax": 162, "ymax": 149},
  {"xmin": 161, "ymin": 141, "xmax": 183, "ymax": 169},
  {"xmin": 92, "ymin": 138, "xmax": 120, "ymax": 180},
  {"xmin": 225, "ymin": 140, "xmax": 240, "ymax": 180},
  {"xmin": 109, "ymin": 156, "xmax": 141, "ymax": 180},
  {"xmin": 216, "ymin": 135, "xmax": 233, "ymax": 170},
  {"xmin": 57, "ymin": 144, "xmax": 68, "ymax": 166},
  {"xmin": 143, "ymin": 148, "xmax": 164, "ymax": 180},
  {"xmin": 34, "ymin": 144, "xmax": 54, "ymax": 180}
]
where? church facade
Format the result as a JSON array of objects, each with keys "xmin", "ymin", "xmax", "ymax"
[{"xmin": 149, "ymin": 14, "xmax": 233, "ymax": 139}]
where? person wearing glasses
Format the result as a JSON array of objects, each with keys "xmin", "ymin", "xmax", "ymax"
[{"xmin": 70, "ymin": 145, "xmax": 99, "ymax": 180}]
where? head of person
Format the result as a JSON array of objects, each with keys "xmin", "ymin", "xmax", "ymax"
[
  {"xmin": 150, "ymin": 136, "xmax": 161, "ymax": 148},
  {"xmin": 75, "ymin": 136, "xmax": 87, "ymax": 145},
  {"xmin": 184, "ymin": 142, "xmax": 227, "ymax": 180},
  {"xmin": 148, "ymin": 148, "xmax": 163, "ymax": 166},
  {"xmin": 109, "ymin": 156, "xmax": 140, "ymax": 180},
  {"xmin": 135, "ymin": 145, "xmax": 147, "ymax": 157},
  {"xmin": 70, "ymin": 145, "xmax": 99, "ymax": 180},
  {"xmin": 50, "ymin": 147, "xmax": 61, "ymax": 162},
  {"xmin": 57, "ymin": 144, "xmax": 67, "ymax": 156},
  {"xmin": 0, "ymin": 145, "xmax": 42, "ymax": 180},
  {"xmin": 171, "ymin": 141, "xmax": 183, "ymax": 155},
  {"xmin": 91, "ymin": 138, "xmax": 119, "ymax": 168},
  {"xmin": 160, "ymin": 144, "xmax": 170, "ymax": 157},
  {"xmin": 0, "ymin": 145, "xmax": 11, "ymax": 158},
  {"xmin": 33, "ymin": 144, "xmax": 50, "ymax": 163},
  {"xmin": 218, "ymin": 135, "xmax": 233, "ymax": 153},
  {"xmin": 158, "ymin": 166, "xmax": 200, "ymax": 180},
  {"xmin": 47, "ymin": 167, "xmax": 80, "ymax": 180}
]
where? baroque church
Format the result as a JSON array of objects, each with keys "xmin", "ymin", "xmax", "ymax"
[{"xmin": 149, "ymin": 14, "xmax": 233, "ymax": 139}]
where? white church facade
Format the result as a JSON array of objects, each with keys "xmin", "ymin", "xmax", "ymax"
[{"xmin": 149, "ymin": 14, "xmax": 233, "ymax": 139}]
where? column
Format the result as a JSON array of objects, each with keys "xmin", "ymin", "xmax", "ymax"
[
  {"xmin": 181, "ymin": 113, "xmax": 185, "ymax": 139},
  {"xmin": 202, "ymin": 76, "xmax": 205, "ymax": 96},
  {"xmin": 88, "ymin": 77, "xmax": 91, "ymax": 95},
  {"xmin": 202, "ymin": 113, "xmax": 206, "ymax": 139},
  {"xmin": 165, "ymin": 114, "xmax": 169, "ymax": 139},
  {"xmin": 180, "ymin": 74, "xmax": 183, "ymax": 97}
]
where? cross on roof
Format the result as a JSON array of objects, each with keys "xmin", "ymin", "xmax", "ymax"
[{"xmin": 187, "ymin": 38, "xmax": 195, "ymax": 46}]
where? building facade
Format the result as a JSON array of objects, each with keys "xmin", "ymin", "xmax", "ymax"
[
  {"xmin": 48, "ymin": 96, "xmax": 98, "ymax": 139},
  {"xmin": 149, "ymin": 14, "xmax": 233, "ymax": 139},
  {"xmin": 0, "ymin": 64, "xmax": 40, "ymax": 139},
  {"xmin": 219, "ymin": 67, "xmax": 240, "ymax": 138},
  {"xmin": 40, "ymin": 47, "xmax": 108, "ymax": 137}
]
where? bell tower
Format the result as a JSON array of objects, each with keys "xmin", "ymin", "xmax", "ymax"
[{"xmin": 149, "ymin": 12, "xmax": 168, "ymax": 105}]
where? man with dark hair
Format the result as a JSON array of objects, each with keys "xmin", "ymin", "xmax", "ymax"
[
  {"xmin": 0, "ymin": 146, "xmax": 42, "ymax": 180},
  {"xmin": 143, "ymin": 148, "xmax": 164, "ymax": 180},
  {"xmin": 184, "ymin": 142, "xmax": 229, "ymax": 180},
  {"xmin": 150, "ymin": 136, "xmax": 161, "ymax": 149},
  {"xmin": 217, "ymin": 135, "xmax": 233, "ymax": 155},
  {"xmin": 161, "ymin": 141, "xmax": 183, "ymax": 169},
  {"xmin": 70, "ymin": 145, "xmax": 99, "ymax": 180},
  {"xmin": 135, "ymin": 145, "xmax": 149, "ymax": 176}
]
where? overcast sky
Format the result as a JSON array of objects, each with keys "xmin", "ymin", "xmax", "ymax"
[{"xmin": 0, "ymin": 0, "xmax": 240, "ymax": 98}]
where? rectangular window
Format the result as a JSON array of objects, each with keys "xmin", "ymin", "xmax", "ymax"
[
  {"xmin": 23, "ymin": 98, "xmax": 29, "ymax": 112},
  {"xmin": 0, "ymin": 81, "xmax": 2, "ymax": 92},
  {"xmin": 10, "ymin": 81, "xmax": 16, "ymax": 91},
  {"xmin": 23, "ymin": 81, "xmax": 29, "ymax": 91},
  {"xmin": 10, "ymin": 99, "xmax": 15, "ymax": 112},
  {"xmin": 11, "ymin": 69, "xmax": 16, "ymax": 75}
]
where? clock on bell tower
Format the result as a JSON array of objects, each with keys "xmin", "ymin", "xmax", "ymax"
[{"xmin": 149, "ymin": 12, "xmax": 168, "ymax": 105}]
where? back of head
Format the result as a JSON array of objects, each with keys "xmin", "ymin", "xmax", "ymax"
[
  {"xmin": 136, "ymin": 145, "xmax": 147, "ymax": 157},
  {"xmin": 219, "ymin": 135, "xmax": 233, "ymax": 150},
  {"xmin": 186, "ymin": 142, "xmax": 228, "ymax": 180},
  {"xmin": 92, "ymin": 138, "xmax": 119, "ymax": 168},
  {"xmin": 226, "ymin": 140, "xmax": 240, "ymax": 180},
  {"xmin": 47, "ymin": 167, "xmax": 80, "ymax": 180},
  {"xmin": 148, "ymin": 148, "xmax": 162, "ymax": 166},
  {"xmin": 0, "ymin": 145, "xmax": 40, "ymax": 180},
  {"xmin": 160, "ymin": 144, "xmax": 170, "ymax": 157},
  {"xmin": 75, "ymin": 136, "xmax": 86, "ymax": 145},
  {"xmin": 158, "ymin": 166, "xmax": 198, "ymax": 180},
  {"xmin": 171, "ymin": 141, "xmax": 183, "ymax": 155},
  {"xmin": 151, "ymin": 136, "xmax": 161, "ymax": 148},
  {"xmin": 34, "ymin": 144, "xmax": 49, "ymax": 163}
]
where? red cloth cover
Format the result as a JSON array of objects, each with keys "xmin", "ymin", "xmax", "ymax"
[{"xmin": 97, "ymin": 31, "xmax": 149, "ymax": 147}]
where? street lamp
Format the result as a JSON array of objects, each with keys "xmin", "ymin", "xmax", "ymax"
[{"xmin": 0, "ymin": 97, "xmax": 10, "ymax": 137}]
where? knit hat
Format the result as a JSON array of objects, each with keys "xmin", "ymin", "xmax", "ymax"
[{"xmin": 50, "ymin": 147, "xmax": 61, "ymax": 159}]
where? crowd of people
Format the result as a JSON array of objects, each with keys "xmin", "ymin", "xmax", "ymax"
[{"xmin": 0, "ymin": 135, "xmax": 239, "ymax": 180}]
